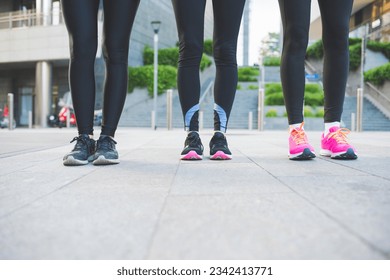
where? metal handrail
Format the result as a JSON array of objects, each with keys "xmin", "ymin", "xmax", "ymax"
[
  {"xmin": 0, "ymin": 9, "xmax": 64, "ymax": 29},
  {"xmin": 199, "ymin": 80, "xmax": 214, "ymax": 105},
  {"xmin": 366, "ymin": 82, "xmax": 390, "ymax": 103}
]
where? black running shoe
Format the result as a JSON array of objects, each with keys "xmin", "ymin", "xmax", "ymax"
[
  {"xmin": 180, "ymin": 131, "xmax": 203, "ymax": 160},
  {"xmin": 209, "ymin": 132, "xmax": 232, "ymax": 160},
  {"xmin": 92, "ymin": 135, "xmax": 120, "ymax": 165},
  {"xmin": 63, "ymin": 134, "xmax": 96, "ymax": 166}
]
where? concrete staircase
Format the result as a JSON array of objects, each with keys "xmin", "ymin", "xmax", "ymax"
[{"xmin": 342, "ymin": 96, "xmax": 390, "ymax": 131}]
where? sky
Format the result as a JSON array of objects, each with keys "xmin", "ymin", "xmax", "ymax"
[{"xmin": 245, "ymin": 0, "xmax": 321, "ymax": 65}]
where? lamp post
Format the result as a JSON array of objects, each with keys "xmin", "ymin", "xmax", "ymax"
[{"xmin": 151, "ymin": 20, "xmax": 161, "ymax": 130}]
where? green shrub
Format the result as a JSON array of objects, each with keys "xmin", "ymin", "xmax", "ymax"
[
  {"xmin": 349, "ymin": 38, "xmax": 362, "ymax": 46},
  {"xmin": 144, "ymin": 46, "xmax": 212, "ymax": 71},
  {"xmin": 304, "ymin": 91, "xmax": 324, "ymax": 106},
  {"xmin": 364, "ymin": 63, "xmax": 390, "ymax": 86},
  {"xmin": 266, "ymin": 109, "xmax": 278, "ymax": 117},
  {"xmin": 265, "ymin": 92, "xmax": 284, "ymax": 105},
  {"xmin": 349, "ymin": 44, "xmax": 361, "ymax": 71},
  {"xmin": 203, "ymin": 39, "xmax": 213, "ymax": 56},
  {"xmin": 128, "ymin": 65, "xmax": 177, "ymax": 97},
  {"xmin": 200, "ymin": 54, "xmax": 212, "ymax": 71},
  {"xmin": 315, "ymin": 107, "xmax": 325, "ymax": 118},
  {"xmin": 263, "ymin": 56, "xmax": 281, "ymax": 66},
  {"xmin": 367, "ymin": 41, "xmax": 390, "ymax": 60},
  {"xmin": 305, "ymin": 84, "xmax": 322, "ymax": 93},
  {"xmin": 306, "ymin": 40, "xmax": 324, "ymax": 60},
  {"xmin": 238, "ymin": 67, "xmax": 260, "ymax": 82},
  {"xmin": 304, "ymin": 106, "xmax": 315, "ymax": 117},
  {"xmin": 236, "ymin": 84, "xmax": 242, "ymax": 90},
  {"xmin": 248, "ymin": 85, "xmax": 259, "ymax": 90},
  {"xmin": 143, "ymin": 46, "xmax": 179, "ymax": 67},
  {"xmin": 265, "ymin": 83, "xmax": 283, "ymax": 95},
  {"xmin": 283, "ymin": 111, "xmax": 288, "ymax": 117}
]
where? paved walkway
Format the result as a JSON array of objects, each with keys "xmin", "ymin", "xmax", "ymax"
[{"xmin": 0, "ymin": 128, "xmax": 389, "ymax": 259}]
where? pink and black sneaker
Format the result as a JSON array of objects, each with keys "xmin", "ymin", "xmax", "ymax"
[
  {"xmin": 209, "ymin": 132, "xmax": 232, "ymax": 160},
  {"xmin": 288, "ymin": 123, "xmax": 316, "ymax": 160},
  {"xmin": 180, "ymin": 131, "xmax": 203, "ymax": 160},
  {"xmin": 320, "ymin": 127, "xmax": 357, "ymax": 159}
]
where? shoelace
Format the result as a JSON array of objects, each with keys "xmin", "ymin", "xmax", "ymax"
[
  {"xmin": 211, "ymin": 134, "xmax": 226, "ymax": 147},
  {"xmin": 290, "ymin": 122, "xmax": 308, "ymax": 145},
  {"xmin": 327, "ymin": 128, "xmax": 350, "ymax": 144},
  {"xmin": 98, "ymin": 137, "xmax": 117, "ymax": 150},
  {"xmin": 70, "ymin": 135, "xmax": 89, "ymax": 150},
  {"xmin": 187, "ymin": 133, "xmax": 201, "ymax": 147}
]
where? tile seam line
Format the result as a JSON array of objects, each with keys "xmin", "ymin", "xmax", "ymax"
[
  {"xmin": 238, "ymin": 147, "xmax": 389, "ymax": 259},
  {"xmin": 144, "ymin": 158, "xmax": 181, "ymax": 259}
]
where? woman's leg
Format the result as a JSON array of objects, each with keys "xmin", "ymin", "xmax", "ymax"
[
  {"xmin": 61, "ymin": 0, "xmax": 100, "ymax": 136},
  {"xmin": 278, "ymin": 0, "xmax": 315, "ymax": 160},
  {"xmin": 318, "ymin": 0, "xmax": 353, "ymax": 123},
  {"xmin": 101, "ymin": 0, "xmax": 140, "ymax": 137},
  {"xmin": 171, "ymin": 0, "xmax": 206, "ymax": 132},
  {"xmin": 212, "ymin": 0, "xmax": 246, "ymax": 132},
  {"xmin": 278, "ymin": 0, "xmax": 311, "ymax": 125}
]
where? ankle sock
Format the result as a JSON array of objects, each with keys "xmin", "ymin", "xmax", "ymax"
[{"xmin": 324, "ymin": 122, "xmax": 340, "ymax": 135}]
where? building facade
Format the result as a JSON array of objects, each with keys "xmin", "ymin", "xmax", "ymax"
[{"xmin": 0, "ymin": 0, "xmax": 213, "ymax": 128}]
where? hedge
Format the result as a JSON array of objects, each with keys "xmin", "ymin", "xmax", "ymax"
[
  {"xmin": 265, "ymin": 83, "xmax": 324, "ymax": 106},
  {"xmin": 203, "ymin": 39, "xmax": 213, "ymax": 56},
  {"xmin": 263, "ymin": 56, "xmax": 281, "ymax": 66},
  {"xmin": 306, "ymin": 40, "xmax": 324, "ymax": 60},
  {"xmin": 266, "ymin": 109, "xmax": 278, "ymax": 117},
  {"xmin": 349, "ymin": 44, "xmax": 362, "ymax": 71},
  {"xmin": 367, "ymin": 41, "xmax": 390, "ymax": 60},
  {"xmin": 238, "ymin": 67, "xmax": 259, "ymax": 82},
  {"xmin": 143, "ymin": 46, "xmax": 212, "ymax": 71},
  {"xmin": 128, "ymin": 65, "xmax": 177, "ymax": 97},
  {"xmin": 364, "ymin": 63, "xmax": 390, "ymax": 86}
]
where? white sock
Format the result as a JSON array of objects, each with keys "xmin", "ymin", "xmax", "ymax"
[
  {"xmin": 289, "ymin": 123, "xmax": 303, "ymax": 133},
  {"xmin": 187, "ymin": 130, "xmax": 199, "ymax": 135},
  {"xmin": 324, "ymin": 122, "xmax": 340, "ymax": 135}
]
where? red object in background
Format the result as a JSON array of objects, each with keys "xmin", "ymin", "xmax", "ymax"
[
  {"xmin": 3, "ymin": 105, "xmax": 8, "ymax": 117},
  {"xmin": 58, "ymin": 106, "xmax": 76, "ymax": 126}
]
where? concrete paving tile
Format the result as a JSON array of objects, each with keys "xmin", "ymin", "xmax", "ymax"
[
  {"xmin": 171, "ymin": 163, "xmax": 291, "ymax": 195},
  {"xmin": 278, "ymin": 175, "xmax": 390, "ymax": 256},
  {"xmin": 0, "ymin": 158, "xmax": 96, "ymax": 217},
  {"xmin": 0, "ymin": 179, "xmax": 168, "ymax": 259},
  {"xmin": 148, "ymin": 193, "xmax": 384, "ymax": 259}
]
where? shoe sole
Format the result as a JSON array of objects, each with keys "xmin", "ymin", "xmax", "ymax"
[
  {"xmin": 289, "ymin": 148, "xmax": 316, "ymax": 160},
  {"xmin": 63, "ymin": 156, "xmax": 89, "ymax": 166},
  {"xmin": 210, "ymin": 151, "xmax": 232, "ymax": 160},
  {"xmin": 320, "ymin": 148, "xmax": 358, "ymax": 160},
  {"xmin": 92, "ymin": 155, "xmax": 120, "ymax": 165},
  {"xmin": 181, "ymin": 150, "xmax": 203, "ymax": 160}
]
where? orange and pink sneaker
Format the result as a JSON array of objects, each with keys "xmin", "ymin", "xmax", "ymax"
[
  {"xmin": 288, "ymin": 123, "xmax": 316, "ymax": 160},
  {"xmin": 320, "ymin": 127, "xmax": 357, "ymax": 159}
]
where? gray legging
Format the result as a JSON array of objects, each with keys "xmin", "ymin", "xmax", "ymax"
[
  {"xmin": 278, "ymin": 0, "xmax": 354, "ymax": 124},
  {"xmin": 61, "ymin": 0, "xmax": 140, "ymax": 137}
]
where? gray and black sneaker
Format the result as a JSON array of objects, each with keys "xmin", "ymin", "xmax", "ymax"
[
  {"xmin": 63, "ymin": 134, "xmax": 96, "ymax": 166},
  {"xmin": 92, "ymin": 135, "xmax": 119, "ymax": 165},
  {"xmin": 209, "ymin": 132, "xmax": 232, "ymax": 160},
  {"xmin": 180, "ymin": 131, "xmax": 203, "ymax": 160}
]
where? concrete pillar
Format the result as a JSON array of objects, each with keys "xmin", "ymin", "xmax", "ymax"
[
  {"xmin": 35, "ymin": 61, "xmax": 52, "ymax": 128},
  {"xmin": 36, "ymin": 0, "xmax": 52, "ymax": 26}
]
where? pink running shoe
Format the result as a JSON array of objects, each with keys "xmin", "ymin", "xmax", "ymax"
[
  {"xmin": 320, "ymin": 127, "xmax": 357, "ymax": 159},
  {"xmin": 288, "ymin": 123, "xmax": 316, "ymax": 160}
]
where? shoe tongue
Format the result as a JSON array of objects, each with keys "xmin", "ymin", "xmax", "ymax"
[{"xmin": 328, "ymin": 126, "xmax": 340, "ymax": 133}]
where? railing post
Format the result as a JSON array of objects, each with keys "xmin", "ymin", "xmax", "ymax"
[
  {"xmin": 7, "ymin": 93, "xmax": 14, "ymax": 130},
  {"xmin": 258, "ymin": 88, "xmax": 265, "ymax": 131},
  {"xmin": 248, "ymin": 111, "xmax": 253, "ymax": 130},
  {"xmin": 356, "ymin": 88, "xmax": 363, "ymax": 132},
  {"xmin": 151, "ymin": 111, "xmax": 156, "ymax": 130},
  {"xmin": 166, "ymin": 89, "xmax": 173, "ymax": 130},
  {"xmin": 351, "ymin": 112, "xmax": 356, "ymax": 132},
  {"xmin": 28, "ymin": 110, "xmax": 33, "ymax": 129}
]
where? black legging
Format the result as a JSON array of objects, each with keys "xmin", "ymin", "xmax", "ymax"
[
  {"xmin": 61, "ymin": 0, "xmax": 140, "ymax": 137},
  {"xmin": 278, "ymin": 0, "xmax": 354, "ymax": 124},
  {"xmin": 171, "ymin": 0, "xmax": 246, "ymax": 132}
]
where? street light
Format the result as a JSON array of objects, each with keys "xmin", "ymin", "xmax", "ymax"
[{"xmin": 151, "ymin": 20, "xmax": 161, "ymax": 130}]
